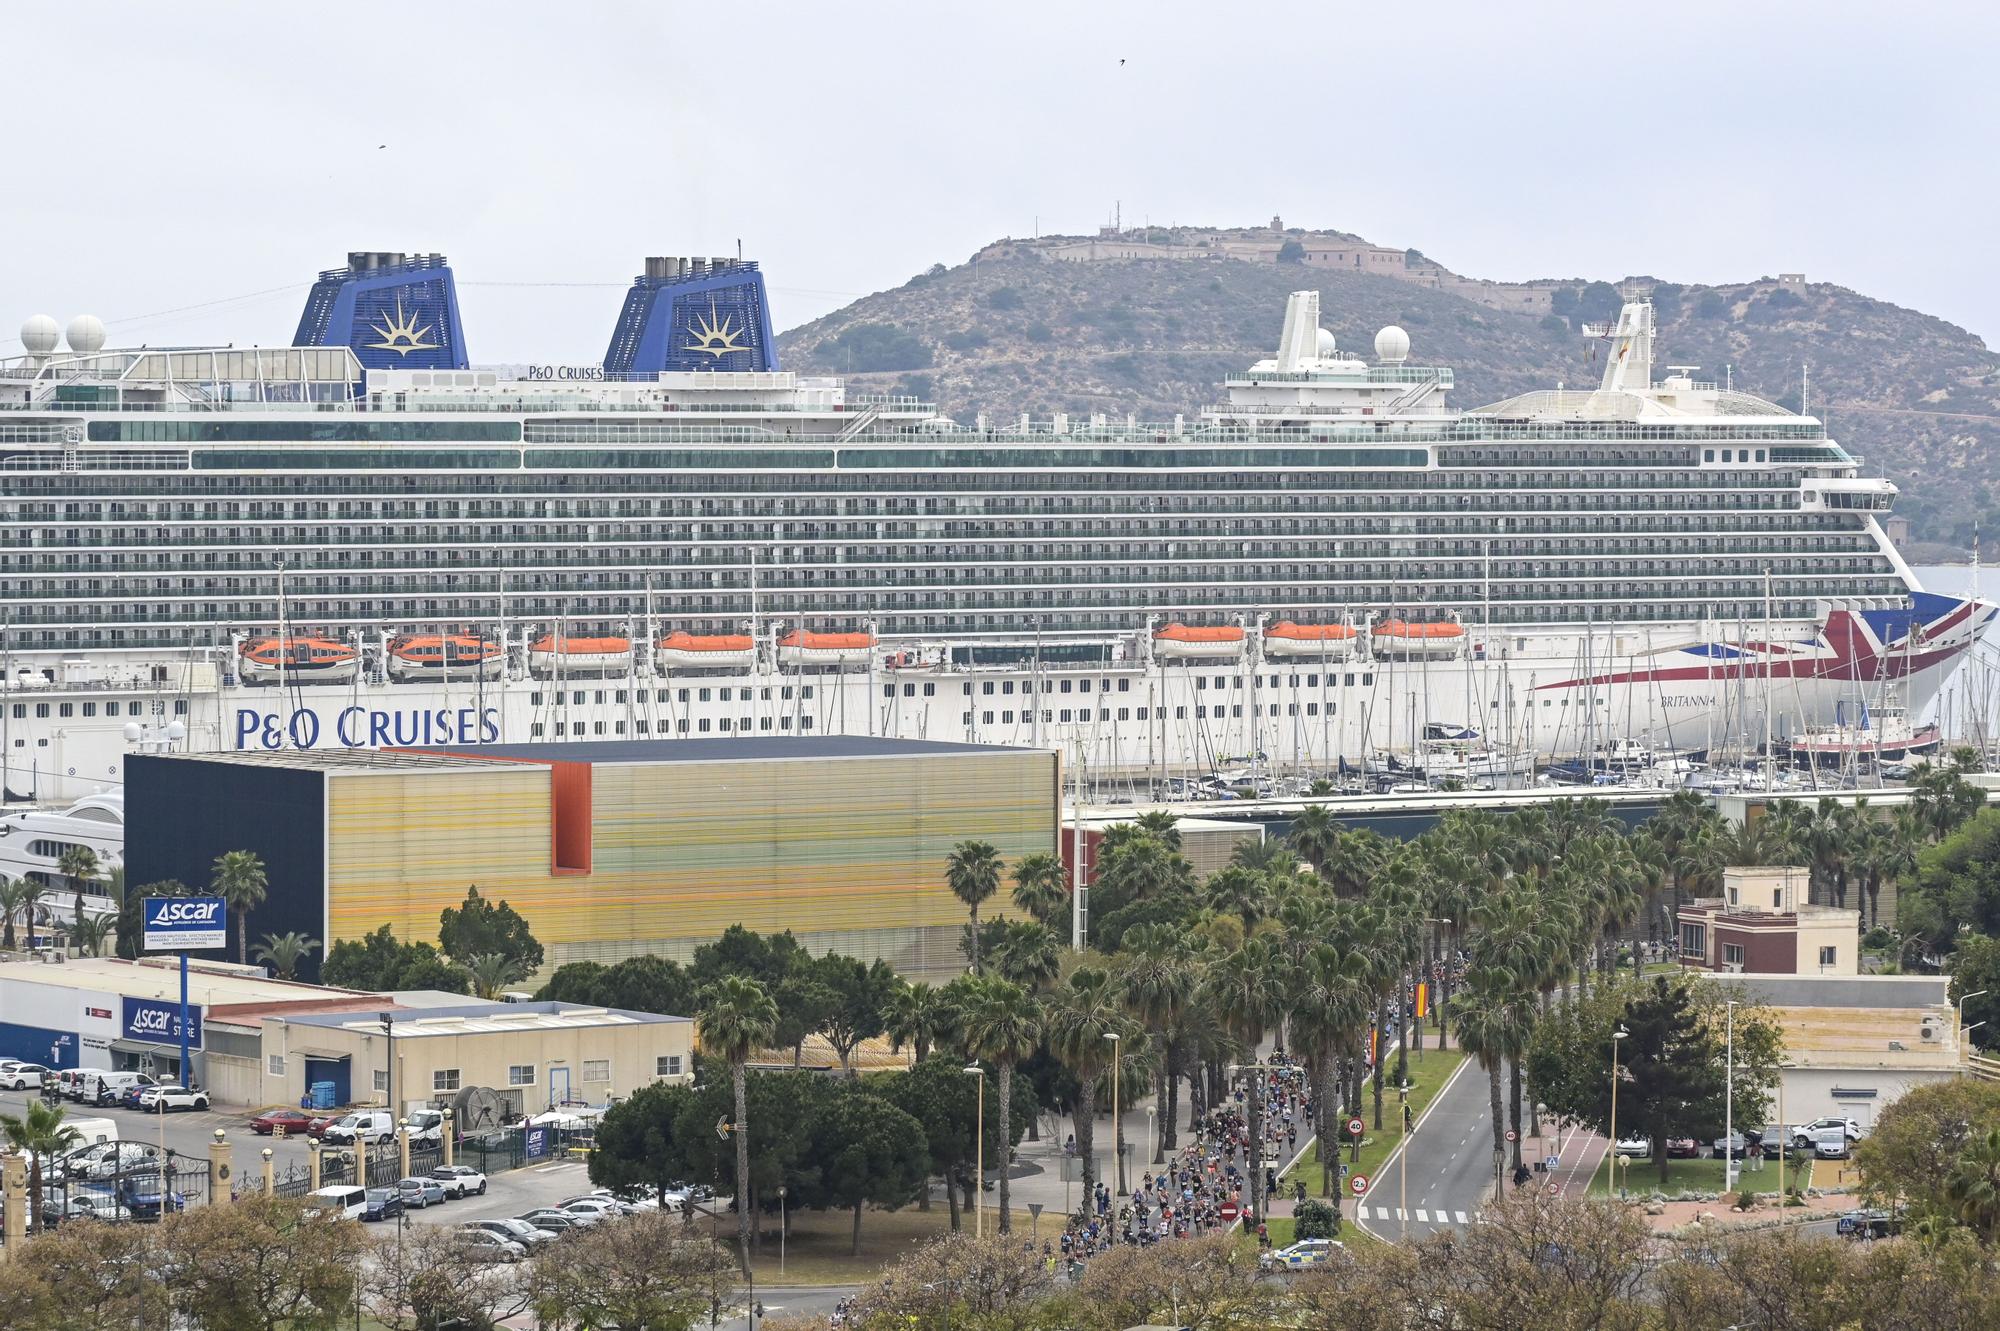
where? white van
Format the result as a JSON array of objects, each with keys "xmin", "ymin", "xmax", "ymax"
[
  {"xmin": 64, "ymin": 1116, "xmax": 119, "ymax": 1149},
  {"xmin": 81, "ymin": 1070, "xmax": 150, "ymax": 1106},
  {"xmin": 406, "ymin": 1109, "xmax": 445, "ymax": 1143},
  {"xmin": 323, "ymin": 1110, "xmax": 396, "ymax": 1146},
  {"xmin": 302, "ymin": 1185, "xmax": 368, "ymax": 1220}
]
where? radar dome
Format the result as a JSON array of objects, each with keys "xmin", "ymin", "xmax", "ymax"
[
  {"xmin": 65, "ymin": 314, "xmax": 106, "ymax": 356},
  {"xmin": 1374, "ymin": 325, "xmax": 1410, "ymax": 364},
  {"xmin": 19, "ymin": 314, "xmax": 59, "ymax": 355},
  {"xmin": 1314, "ymin": 327, "xmax": 1337, "ymax": 358}
]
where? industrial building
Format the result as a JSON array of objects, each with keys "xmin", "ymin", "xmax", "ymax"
[
  {"xmin": 127, "ymin": 737, "xmax": 1058, "ymax": 982},
  {"xmin": 1676, "ymin": 867, "xmax": 1862, "ymax": 976}
]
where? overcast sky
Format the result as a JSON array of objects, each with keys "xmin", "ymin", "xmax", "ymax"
[{"xmin": 5, "ymin": 1, "xmax": 1996, "ymax": 361}]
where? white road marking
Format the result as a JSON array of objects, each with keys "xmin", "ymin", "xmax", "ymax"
[
  {"xmin": 1415, "ymin": 1208, "xmax": 1430, "ymax": 1222},
  {"xmin": 1455, "ymin": 1210, "xmax": 1468, "ymax": 1224}
]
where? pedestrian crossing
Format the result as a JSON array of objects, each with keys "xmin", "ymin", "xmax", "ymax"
[{"xmin": 1355, "ymin": 1205, "xmax": 1473, "ymax": 1225}]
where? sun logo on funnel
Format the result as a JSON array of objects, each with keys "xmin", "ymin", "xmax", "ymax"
[
  {"xmin": 685, "ymin": 300, "xmax": 749, "ymax": 359},
  {"xmin": 366, "ymin": 298, "xmax": 438, "ymax": 356}
]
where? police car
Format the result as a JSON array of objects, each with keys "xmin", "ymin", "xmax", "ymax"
[{"xmin": 1259, "ymin": 1237, "xmax": 1345, "ymax": 1271}]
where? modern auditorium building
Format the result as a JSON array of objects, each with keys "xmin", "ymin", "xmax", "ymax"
[{"xmin": 124, "ymin": 737, "xmax": 1058, "ymax": 982}]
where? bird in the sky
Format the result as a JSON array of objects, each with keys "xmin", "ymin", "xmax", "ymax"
[
  {"xmin": 378, "ymin": 144, "xmax": 387, "ymax": 149},
  {"xmin": 1119, "ymin": 58, "xmax": 1125, "ymax": 66}
]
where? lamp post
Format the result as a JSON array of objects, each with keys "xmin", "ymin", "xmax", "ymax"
[
  {"xmin": 776, "ymin": 1185, "xmax": 787, "ymax": 1278},
  {"xmin": 1104, "ymin": 1032, "xmax": 1123, "ymax": 1193},
  {"xmin": 1398, "ymin": 1080, "xmax": 1411, "ymax": 1242},
  {"xmin": 1960, "ymin": 989, "xmax": 1988, "ymax": 1048},
  {"xmin": 378, "ymin": 1012, "xmax": 396, "ymax": 1120},
  {"xmin": 1608, "ymin": 1027, "xmax": 1628, "ymax": 1200},
  {"xmin": 963, "ymin": 1064, "xmax": 985, "ymax": 1239},
  {"xmin": 1144, "ymin": 1104, "xmax": 1157, "ymax": 1170},
  {"xmin": 1724, "ymin": 1000, "xmax": 1737, "ymax": 1195}
]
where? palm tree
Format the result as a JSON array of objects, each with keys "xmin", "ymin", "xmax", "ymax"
[
  {"xmin": 68, "ymin": 915, "xmax": 112, "ymax": 958},
  {"xmin": 1945, "ymin": 1125, "xmax": 2000, "ymax": 1245},
  {"xmin": 0, "ymin": 875, "xmax": 26, "ymax": 951},
  {"xmin": 1, "ymin": 1098, "xmax": 81, "ymax": 1233},
  {"xmin": 58, "ymin": 844, "xmax": 101, "ymax": 934},
  {"xmin": 957, "ymin": 974, "xmax": 1041, "ymax": 1233},
  {"xmin": 946, "ymin": 840, "xmax": 1003, "ymax": 973},
  {"xmin": 1206, "ymin": 938, "xmax": 1287, "ymax": 1222},
  {"xmin": 1132, "ymin": 809, "xmax": 1183, "ymax": 848},
  {"xmin": 1451, "ymin": 964, "xmax": 1532, "ymax": 1205},
  {"xmin": 883, "ymin": 980, "xmax": 950, "ymax": 1063},
  {"xmin": 1285, "ymin": 804, "xmax": 1339, "ymax": 875},
  {"xmin": 1202, "ymin": 866, "xmax": 1273, "ymax": 931},
  {"xmin": 1287, "ymin": 938, "xmax": 1370, "ymax": 1198},
  {"xmin": 1227, "ymin": 838, "xmax": 1297, "ymax": 877},
  {"xmin": 210, "ymin": 849, "xmax": 269, "ymax": 964},
  {"xmin": 464, "ymin": 952, "xmax": 525, "ymax": 1000},
  {"xmin": 1009, "ymin": 852, "xmax": 1070, "ymax": 930},
  {"xmin": 696, "ymin": 975, "xmax": 780, "ymax": 1273},
  {"xmin": 1042, "ymin": 965, "xmax": 1136, "ymax": 1204},
  {"xmin": 252, "ymin": 931, "xmax": 321, "ymax": 981},
  {"xmin": 989, "ymin": 920, "xmax": 1062, "ymax": 990},
  {"xmin": 1119, "ymin": 924, "xmax": 1198, "ymax": 1161},
  {"xmin": 15, "ymin": 875, "xmax": 47, "ymax": 951}
]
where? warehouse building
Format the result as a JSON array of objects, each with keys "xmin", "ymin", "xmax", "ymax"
[{"xmin": 126, "ymin": 737, "xmax": 1058, "ymax": 982}]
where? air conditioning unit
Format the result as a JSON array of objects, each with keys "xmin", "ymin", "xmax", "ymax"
[
  {"xmin": 1725, "ymin": 961, "xmax": 1744, "ymax": 973},
  {"xmin": 1920, "ymin": 1017, "xmax": 1943, "ymax": 1043}
]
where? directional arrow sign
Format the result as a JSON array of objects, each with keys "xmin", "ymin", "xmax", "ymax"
[
  {"xmin": 716, "ymin": 1116, "xmax": 733, "ymax": 1141},
  {"xmin": 1349, "ymin": 1172, "xmax": 1369, "ymax": 1197}
]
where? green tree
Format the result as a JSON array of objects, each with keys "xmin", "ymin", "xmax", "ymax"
[
  {"xmin": 805, "ymin": 1079, "xmax": 929, "ymax": 1254},
  {"xmin": 525, "ymin": 1211, "xmax": 735, "ymax": 1331},
  {"xmin": 815, "ymin": 954, "xmax": 897, "ymax": 1075},
  {"xmin": 990, "ymin": 919, "xmax": 1062, "ymax": 990},
  {"xmin": 1951, "ymin": 934, "xmax": 2000, "ymax": 1052},
  {"xmin": 1041, "ymin": 964, "xmax": 1138, "ymax": 1203},
  {"xmin": 689, "ymin": 925, "xmax": 804, "ymax": 993},
  {"xmin": 883, "ymin": 979, "xmax": 953, "ymax": 1065},
  {"xmin": 1945, "ymin": 1127, "xmax": 2000, "ymax": 1246},
  {"xmin": 464, "ymin": 951, "xmax": 528, "ymax": 1000},
  {"xmin": 156, "ymin": 1194, "xmax": 368, "ymax": 1331},
  {"xmin": 113, "ymin": 872, "xmax": 169, "ymax": 960},
  {"xmin": 437, "ymin": 884, "xmax": 544, "ymax": 974},
  {"xmin": 537, "ymin": 960, "xmax": 608, "ymax": 1004},
  {"xmin": 1854, "ymin": 1078, "xmax": 2000, "ymax": 1218},
  {"xmin": 209, "ymin": 848, "xmax": 268, "ymax": 964},
  {"xmin": 592, "ymin": 954, "xmax": 697, "ymax": 1017},
  {"xmin": 589, "ymin": 1080, "xmax": 701, "ymax": 1204},
  {"xmin": 250, "ymin": 931, "xmax": 318, "ymax": 981},
  {"xmin": 957, "ymin": 974, "xmax": 1041, "ymax": 1233},
  {"xmin": 1208, "ymin": 937, "xmax": 1288, "ymax": 1221},
  {"xmin": 696, "ymin": 974, "xmax": 779, "ymax": 1273},
  {"xmin": 869, "ymin": 1056, "xmax": 1028, "ymax": 1231},
  {"xmin": 0, "ymin": 1098, "xmax": 81, "ymax": 1232},
  {"xmin": 68, "ymin": 915, "xmax": 111, "ymax": 958},
  {"xmin": 1, "ymin": 875, "xmax": 30, "ymax": 951},
  {"xmin": 1010, "ymin": 852, "xmax": 1070, "ymax": 929},
  {"xmin": 320, "ymin": 924, "xmax": 469, "ymax": 994},
  {"xmin": 1452, "ymin": 964, "xmax": 1532, "ymax": 1203},
  {"xmin": 57, "ymin": 845, "xmax": 100, "ymax": 937},
  {"xmin": 1276, "ymin": 239, "xmax": 1306, "ymax": 264},
  {"xmin": 946, "ymin": 840, "xmax": 1004, "ymax": 973}
]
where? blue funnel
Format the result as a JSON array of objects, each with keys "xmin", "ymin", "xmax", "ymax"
[
  {"xmin": 603, "ymin": 256, "xmax": 778, "ymax": 377},
  {"xmin": 295, "ymin": 252, "xmax": 468, "ymax": 371}
]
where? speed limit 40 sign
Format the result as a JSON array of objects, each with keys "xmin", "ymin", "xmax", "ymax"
[{"xmin": 1347, "ymin": 1117, "xmax": 1365, "ymax": 1137}]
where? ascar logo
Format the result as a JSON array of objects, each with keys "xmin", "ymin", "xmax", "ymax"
[
  {"xmin": 147, "ymin": 899, "xmax": 223, "ymax": 927},
  {"xmin": 120, "ymin": 996, "xmax": 203, "ymax": 1049}
]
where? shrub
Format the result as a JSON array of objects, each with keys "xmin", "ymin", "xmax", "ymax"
[
  {"xmin": 1025, "ymin": 322, "xmax": 1055, "ymax": 344},
  {"xmin": 1294, "ymin": 1197, "xmax": 1340, "ymax": 1238},
  {"xmin": 1863, "ymin": 927, "xmax": 1893, "ymax": 950},
  {"xmin": 1696, "ymin": 291, "xmax": 1731, "ymax": 319},
  {"xmin": 827, "ymin": 322, "xmax": 933, "ymax": 372},
  {"xmin": 985, "ymin": 286, "xmax": 1023, "ymax": 311}
]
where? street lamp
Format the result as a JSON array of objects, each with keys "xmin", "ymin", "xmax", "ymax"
[
  {"xmin": 1724, "ymin": 1000, "xmax": 1738, "ymax": 1195},
  {"xmin": 1144, "ymin": 1104, "xmax": 1157, "ymax": 1170},
  {"xmin": 776, "ymin": 1185, "xmax": 787, "ymax": 1278},
  {"xmin": 1398, "ymin": 1080, "xmax": 1412, "ymax": 1241},
  {"xmin": 962, "ymin": 1064, "xmax": 985, "ymax": 1239},
  {"xmin": 1960, "ymin": 989, "xmax": 1988, "ymax": 1046},
  {"xmin": 1104, "ymin": 1032, "xmax": 1122, "ymax": 1193},
  {"xmin": 1608, "ymin": 1027, "xmax": 1629, "ymax": 1201}
]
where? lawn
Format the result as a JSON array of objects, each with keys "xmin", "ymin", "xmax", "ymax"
[
  {"xmin": 1586, "ymin": 1154, "xmax": 1807, "ymax": 1198},
  {"xmin": 1279, "ymin": 1047, "xmax": 1470, "ymax": 1204},
  {"xmin": 702, "ymin": 1203, "xmax": 980, "ymax": 1286}
]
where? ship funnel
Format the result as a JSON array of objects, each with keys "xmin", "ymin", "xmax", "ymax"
[
  {"xmin": 294, "ymin": 251, "xmax": 468, "ymax": 370},
  {"xmin": 601, "ymin": 255, "xmax": 779, "ymax": 377}
]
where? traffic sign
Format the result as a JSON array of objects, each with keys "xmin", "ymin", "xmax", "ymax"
[
  {"xmin": 1219, "ymin": 1201, "xmax": 1239, "ymax": 1221},
  {"xmin": 1349, "ymin": 1172, "xmax": 1369, "ymax": 1197},
  {"xmin": 715, "ymin": 1116, "xmax": 733, "ymax": 1141},
  {"xmin": 1346, "ymin": 1117, "xmax": 1365, "ymax": 1137},
  {"xmin": 1505, "ymin": 1128, "xmax": 1518, "ymax": 1142}
]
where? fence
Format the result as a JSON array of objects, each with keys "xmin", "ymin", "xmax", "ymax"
[{"xmin": 34, "ymin": 1152, "xmax": 209, "ymax": 1223}]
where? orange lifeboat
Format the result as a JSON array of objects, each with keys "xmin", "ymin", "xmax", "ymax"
[
  {"xmin": 527, "ymin": 634, "xmax": 633, "ymax": 675},
  {"xmin": 238, "ymin": 636, "xmax": 360, "ymax": 685},
  {"xmin": 654, "ymin": 631, "xmax": 756, "ymax": 671},
  {"xmin": 1262, "ymin": 621, "xmax": 1359, "ymax": 660},
  {"xmin": 387, "ymin": 634, "xmax": 504, "ymax": 680},
  {"xmin": 1371, "ymin": 619, "xmax": 1465, "ymax": 660},
  {"xmin": 1152, "ymin": 623, "xmax": 1247, "ymax": 661},
  {"xmin": 777, "ymin": 630, "xmax": 876, "ymax": 668}
]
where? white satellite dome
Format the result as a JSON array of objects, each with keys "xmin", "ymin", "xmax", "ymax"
[
  {"xmin": 65, "ymin": 314, "xmax": 106, "ymax": 356},
  {"xmin": 1374, "ymin": 325, "xmax": 1410, "ymax": 364},
  {"xmin": 19, "ymin": 314, "xmax": 59, "ymax": 355},
  {"xmin": 1314, "ymin": 327, "xmax": 1337, "ymax": 358}
]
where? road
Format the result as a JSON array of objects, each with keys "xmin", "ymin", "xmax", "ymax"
[{"xmin": 1353, "ymin": 1058, "xmax": 1609, "ymax": 1242}]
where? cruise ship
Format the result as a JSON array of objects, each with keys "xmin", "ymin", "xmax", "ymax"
[{"xmin": 0, "ymin": 250, "xmax": 1987, "ymax": 802}]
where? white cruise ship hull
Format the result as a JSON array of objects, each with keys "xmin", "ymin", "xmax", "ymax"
[{"xmin": 7, "ymin": 598, "xmax": 1987, "ymax": 802}]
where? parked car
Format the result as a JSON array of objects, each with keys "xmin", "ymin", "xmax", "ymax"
[
  {"xmin": 431, "ymin": 1165, "xmax": 487, "ymax": 1198},
  {"xmin": 1793, "ymin": 1117, "xmax": 1864, "ymax": 1145},
  {"xmin": 136, "ymin": 1084, "xmax": 211, "ymax": 1113},
  {"xmin": 322, "ymin": 1110, "xmax": 396, "ymax": 1146},
  {"xmin": 3, "ymin": 1063, "xmax": 51, "ymax": 1090},
  {"xmin": 1664, "ymin": 1137, "xmax": 1700, "ymax": 1159},
  {"xmin": 65, "ymin": 1141, "xmax": 160, "ymax": 1181},
  {"xmin": 406, "ymin": 1109, "xmax": 446, "ymax": 1143},
  {"xmin": 304, "ymin": 1113, "xmax": 341, "ymax": 1139},
  {"xmin": 1260, "ymin": 1238, "xmax": 1344, "ymax": 1270},
  {"xmin": 55, "ymin": 1190, "xmax": 132, "ymax": 1224},
  {"xmin": 120, "ymin": 1081, "xmax": 162, "ymax": 1110},
  {"xmin": 467, "ymin": 1217, "xmax": 553, "ymax": 1248},
  {"xmin": 117, "ymin": 1179, "xmax": 187, "ymax": 1221},
  {"xmin": 1812, "ymin": 1128, "xmax": 1852, "ymax": 1159},
  {"xmin": 396, "ymin": 1177, "xmax": 446, "ymax": 1209},
  {"xmin": 362, "ymin": 1187, "xmax": 406, "ymax": 1222},
  {"xmin": 560, "ymin": 1196, "xmax": 624, "ymax": 1222},
  {"xmin": 567, "ymin": 1192, "xmax": 637, "ymax": 1215},
  {"xmin": 248, "ymin": 1108, "xmax": 318, "ymax": 1137},
  {"xmin": 1613, "ymin": 1135, "xmax": 1652, "ymax": 1159},
  {"xmin": 1712, "ymin": 1132, "xmax": 1757, "ymax": 1160},
  {"xmin": 454, "ymin": 1226, "xmax": 526, "ymax": 1263},
  {"xmin": 518, "ymin": 1208, "xmax": 587, "ymax": 1233},
  {"xmin": 301, "ymin": 1185, "xmax": 368, "ymax": 1220}
]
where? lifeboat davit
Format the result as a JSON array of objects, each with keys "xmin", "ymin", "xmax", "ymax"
[
  {"xmin": 777, "ymin": 630, "xmax": 875, "ymax": 668},
  {"xmin": 1152, "ymin": 623, "xmax": 1247, "ymax": 661},
  {"xmin": 527, "ymin": 634, "xmax": 633, "ymax": 676},
  {"xmin": 387, "ymin": 634, "xmax": 504, "ymax": 681},
  {"xmin": 1262, "ymin": 621, "xmax": 1358, "ymax": 660},
  {"xmin": 1371, "ymin": 619, "xmax": 1465, "ymax": 660},
  {"xmin": 654, "ymin": 631, "xmax": 756, "ymax": 671},
  {"xmin": 238, "ymin": 636, "xmax": 360, "ymax": 685}
]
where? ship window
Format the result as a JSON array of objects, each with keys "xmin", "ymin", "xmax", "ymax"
[
  {"xmin": 34, "ymin": 704, "xmax": 48, "ymax": 718},
  {"xmin": 1232, "ymin": 705, "xmax": 1243, "ymax": 718},
  {"xmin": 781, "ymin": 716, "xmax": 793, "ymax": 730},
  {"xmin": 1002, "ymin": 681, "xmax": 1015, "ymax": 695},
  {"xmin": 1363, "ymin": 674, "xmax": 1374, "ymax": 686},
  {"xmin": 1117, "ymin": 708, "xmax": 1129, "ymax": 721},
  {"xmin": 1196, "ymin": 706, "xmax": 1207, "ymax": 720},
  {"xmin": 924, "ymin": 683, "xmax": 935, "ymax": 697},
  {"xmin": 1060, "ymin": 680, "xmax": 1072, "ymax": 694},
  {"xmin": 82, "ymin": 703, "xmax": 96, "ymax": 717},
  {"xmin": 1118, "ymin": 678, "xmax": 1130, "ymax": 692},
  {"xmin": 635, "ymin": 720, "xmax": 649, "ymax": 734},
  {"xmin": 1003, "ymin": 711, "xmax": 1014, "ymax": 723},
  {"xmin": 678, "ymin": 719, "xmax": 690, "ymax": 733},
  {"xmin": 1137, "ymin": 708, "xmax": 1149, "ymax": 721},
  {"xmin": 58, "ymin": 703, "xmax": 72, "ymax": 718},
  {"xmin": 1306, "ymin": 703, "xmax": 1318, "ymax": 716},
  {"xmin": 803, "ymin": 686, "xmax": 814, "ymax": 699},
  {"xmin": 530, "ymin": 723, "xmax": 544, "ymax": 737},
  {"xmin": 1060, "ymin": 709, "xmax": 1073, "ymax": 723},
  {"xmin": 1704, "ymin": 450, "xmax": 1715, "ymax": 462},
  {"xmin": 760, "ymin": 718, "xmax": 773, "ymax": 731},
  {"xmin": 982, "ymin": 682, "xmax": 994, "ymax": 695},
  {"xmin": 1176, "ymin": 707, "xmax": 1187, "ymax": 720},
  {"xmin": 8, "ymin": 705, "xmax": 18, "ymax": 719},
  {"xmin": 698, "ymin": 688, "xmax": 711, "ymax": 702},
  {"xmin": 531, "ymin": 692, "xmax": 543, "ymax": 705},
  {"xmin": 698, "ymin": 719, "xmax": 711, "ymax": 732},
  {"xmin": 1080, "ymin": 679, "xmax": 1092, "ymax": 694},
  {"xmin": 982, "ymin": 711, "xmax": 994, "ymax": 725},
  {"xmin": 903, "ymin": 684, "xmax": 916, "ymax": 698},
  {"xmin": 174, "ymin": 701, "xmax": 187, "ymax": 715},
  {"xmin": 801, "ymin": 716, "xmax": 814, "ymax": 730}
]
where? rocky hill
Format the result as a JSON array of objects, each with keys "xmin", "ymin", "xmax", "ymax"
[{"xmin": 777, "ymin": 242, "xmax": 2000, "ymax": 553}]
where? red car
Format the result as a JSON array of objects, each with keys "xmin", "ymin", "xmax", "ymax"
[
  {"xmin": 247, "ymin": 1108, "xmax": 326, "ymax": 1137},
  {"xmin": 1664, "ymin": 1137, "xmax": 1701, "ymax": 1159}
]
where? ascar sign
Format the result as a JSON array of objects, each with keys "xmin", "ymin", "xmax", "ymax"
[
  {"xmin": 143, "ymin": 896, "xmax": 228, "ymax": 952},
  {"xmin": 122, "ymin": 996, "xmax": 203, "ymax": 1049}
]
